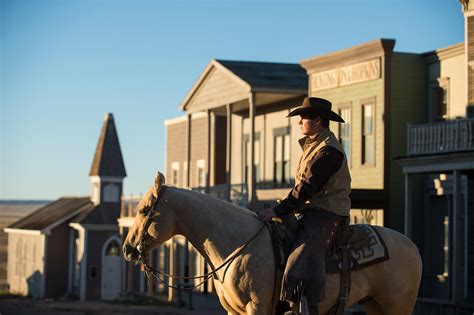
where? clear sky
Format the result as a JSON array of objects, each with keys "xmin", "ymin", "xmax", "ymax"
[{"xmin": 0, "ymin": 0, "xmax": 465, "ymax": 200}]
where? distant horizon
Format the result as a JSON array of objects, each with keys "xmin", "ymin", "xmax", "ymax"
[{"xmin": 1, "ymin": 0, "xmax": 465, "ymax": 199}]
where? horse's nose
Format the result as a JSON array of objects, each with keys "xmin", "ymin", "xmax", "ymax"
[{"xmin": 123, "ymin": 244, "xmax": 138, "ymax": 261}]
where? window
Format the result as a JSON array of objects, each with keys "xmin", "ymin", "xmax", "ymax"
[
  {"xmin": 105, "ymin": 240, "xmax": 120, "ymax": 256},
  {"xmin": 90, "ymin": 266, "xmax": 98, "ymax": 279},
  {"xmin": 171, "ymin": 162, "xmax": 180, "ymax": 186},
  {"xmin": 338, "ymin": 107, "xmax": 351, "ymax": 167},
  {"xmin": 243, "ymin": 133, "xmax": 260, "ymax": 184},
  {"xmin": 362, "ymin": 102, "xmax": 375, "ymax": 165},
  {"xmin": 434, "ymin": 86, "xmax": 448, "ymax": 120},
  {"xmin": 103, "ymin": 183, "xmax": 119, "ymax": 202},
  {"xmin": 274, "ymin": 127, "xmax": 291, "ymax": 185},
  {"xmin": 196, "ymin": 159, "xmax": 206, "ymax": 188}
]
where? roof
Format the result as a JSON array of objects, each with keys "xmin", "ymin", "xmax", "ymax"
[
  {"xmin": 71, "ymin": 203, "xmax": 121, "ymax": 225},
  {"xmin": 8, "ymin": 197, "xmax": 92, "ymax": 230},
  {"xmin": 215, "ymin": 59, "xmax": 308, "ymax": 92},
  {"xmin": 89, "ymin": 113, "xmax": 127, "ymax": 177}
]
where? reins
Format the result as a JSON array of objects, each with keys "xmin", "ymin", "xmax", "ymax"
[
  {"xmin": 141, "ymin": 224, "xmax": 266, "ymax": 291},
  {"xmin": 135, "ymin": 184, "xmax": 267, "ymax": 291}
]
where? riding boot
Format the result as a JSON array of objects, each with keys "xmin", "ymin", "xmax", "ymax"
[{"xmin": 284, "ymin": 302, "xmax": 300, "ymax": 315}]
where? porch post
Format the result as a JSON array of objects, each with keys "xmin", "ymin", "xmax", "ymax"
[
  {"xmin": 226, "ymin": 104, "xmax": 233, "ymax": 201},
  {"xmin": 206, "ymin": 110, "xmax": 211, "ymax": 193},
  {"xmin": 248, "ymin": 93, "xmax": 256, "ymax": 205},
  {"xmin": 186, "ymin": 114, "xmax": 191, "ymax": 188},
  {"xmin": 452, "ymin": 170, "xmax": 461, "ymax": 302},
  {"xmin": 404, "ymin": 173, "xmax": 412, "ymax": 238},
  {"xmin": 168, "ymin": 239, "xmax": 175, "ymax": 301}
]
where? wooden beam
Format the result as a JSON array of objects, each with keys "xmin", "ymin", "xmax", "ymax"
[{"xmin": 226, "ymin": 104, "xmax": 233, "ymax": 201}]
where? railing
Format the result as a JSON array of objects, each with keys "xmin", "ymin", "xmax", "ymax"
[
  {"xmin": 121, "ymin": 195, "xmax": 143, "ymax": 217},
  {"xmin": 192, "ymin": 184, "xmax": 248, "ymax": 207},
  {"xmin": 407, "ymin": 118, "xmax": 474, "ymax": 156}
]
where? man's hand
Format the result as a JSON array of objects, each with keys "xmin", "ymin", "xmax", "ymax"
[{"xmin": 257, "ymin": 207, "xmax": 277, "ymax": 222}]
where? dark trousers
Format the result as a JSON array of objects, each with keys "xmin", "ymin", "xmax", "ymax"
[{"xmin": 280, "ymin": 210, "xmax": 347, "ymax": 307}]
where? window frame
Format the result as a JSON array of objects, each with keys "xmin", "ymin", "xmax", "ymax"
[
  {"xmin": 273, "ymin": 126, "xmax": 292, "ymax": 186},
  {"xmin": 338, "ymin": 104, "xmax": 352, "ymax": 168},
  {"xmin": 361, "ymin": 98, "xmax": 376, "ymax": 167}
]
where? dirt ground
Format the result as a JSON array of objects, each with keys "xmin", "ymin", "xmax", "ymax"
[{"xmin": 0, "ymin": 297, "xmax": 226, "ymax": 315}]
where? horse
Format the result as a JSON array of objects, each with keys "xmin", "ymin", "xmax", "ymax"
[{"xmin": 123, "ymin": 172, "xmax": 422, "ymax": 315}]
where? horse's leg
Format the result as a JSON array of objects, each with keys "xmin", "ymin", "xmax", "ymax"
[{"xmin": 245, "ymin": 302, "xmax": 270, "ymax": 315}]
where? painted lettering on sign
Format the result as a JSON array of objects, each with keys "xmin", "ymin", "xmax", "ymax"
[{"xmin": 311, "ymin": 59, "xmax": 381, "ymax": 92}]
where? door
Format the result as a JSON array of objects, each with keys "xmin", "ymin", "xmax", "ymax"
[{"xmin": 101, "ymin": 238, "xmax": 121, "ymax": 300}]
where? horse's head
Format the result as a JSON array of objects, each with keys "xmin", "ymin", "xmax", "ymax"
[{"xmin": 122, "ymin": 172, "xmax": 176, "ymax": 263}]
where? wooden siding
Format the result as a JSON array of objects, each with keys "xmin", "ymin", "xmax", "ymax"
[
  {"xmin": 308, "ymin": 76, "xmax": 385, "ymax": 190},
  {"xmin": 165, "ymin": 120, "xmax": 187, "ymax": 187},
  {"xmin": 190, "ymin": 117, "xmax": 208, "ymax": 188},
  {"xmin": 186, "ymin": 67, "xmax": 248, "ymax": 113},
  {"xmin": 390, "ymin": 53, "xmax": 427, "ymax": 231},
  {"xmin": 7, "ymin": 233, "xmax": 46, "ymax": 298},
  {"xmin": 45, "ymin": 223, "xmax": 70, "ymax": 298}
]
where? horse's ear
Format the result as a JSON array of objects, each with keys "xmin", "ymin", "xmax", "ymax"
[{"xmin": 153, "ymin": 172, "xmax": 166, "ymax": 198}]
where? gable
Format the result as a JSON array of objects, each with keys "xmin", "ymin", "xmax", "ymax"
[{"xmin": 182, "ymin": 63, "xmax": 250, "ymax": 113}]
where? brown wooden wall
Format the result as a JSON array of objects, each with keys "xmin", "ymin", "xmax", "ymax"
[{"xmin": 45, "ymin": 223, "xmax": 70, "ymax": 297}]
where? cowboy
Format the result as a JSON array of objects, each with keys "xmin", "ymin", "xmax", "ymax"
[{"xmin": 258, "ymin": 97, "xmax": 351, "ymax": 315}]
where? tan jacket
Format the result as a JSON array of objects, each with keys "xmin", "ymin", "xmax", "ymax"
[{"xmin": 295, "ymin": 128, "xmax": 351, "ymax": 216}]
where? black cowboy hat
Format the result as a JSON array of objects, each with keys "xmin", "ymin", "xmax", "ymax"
[{"xmin": 287, "ymin": 97, "xmax": 345, "ymax": 123}]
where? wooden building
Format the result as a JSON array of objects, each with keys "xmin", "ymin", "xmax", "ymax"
[
  {"xmin": 397, "ymin": 1, "xmax": 474, "ymax": 313},
  {"xmin": 4, "ymin": 113, "xmax": 126, "ymax": 300}
]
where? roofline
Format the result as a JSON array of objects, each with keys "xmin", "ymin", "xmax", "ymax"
[
  {"xmin": 179, "ymin": 59, "xmax": 250, "ymax": 111},
  {"xmin": 4, "ymin": 228, "xmax": 43, "ymax": 235},
  {"xmin": 42, "ymin": 202, "xmax": 93, "ymax": 234},
  {"xmin": 300, "ymin": 38, "xmax": 396, "ymax": 74},
  {"xmin": 69, "ymin": 223, "xmax": 119, "ymax": 231},
  {"xmin": 164, "ymin": 111, "xmax": 208, "ymax": 126},
  {"xmin": 423, "ymin": 42, "xmax": 464, "ymax": 64}
]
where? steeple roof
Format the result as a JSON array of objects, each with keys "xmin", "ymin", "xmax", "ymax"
[{"xmin": 89, "ymin": 113, "xmax": 126, "ymax": 177}]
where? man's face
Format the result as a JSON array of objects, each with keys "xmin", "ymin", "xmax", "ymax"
[{"xmin": 299, "ymin": 115, "xmax": 320, "ymax": 136}]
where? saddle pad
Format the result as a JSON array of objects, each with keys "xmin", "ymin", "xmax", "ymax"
[{"xmin": 327, "ymin": 224, "xmax": 389, "ymax": 274}]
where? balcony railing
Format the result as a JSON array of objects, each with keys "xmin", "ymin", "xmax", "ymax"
[
  {"xmin": 407, "ymin": 118, "xmax": 474, "ymax": 156},
  {"xmin": 192, "ymin": 184, "xmax": 249, "ymax": 207}
]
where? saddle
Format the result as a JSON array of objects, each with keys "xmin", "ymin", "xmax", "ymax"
[{"xmin": 267, "ymin": 220, "xmax": 389, "ymax": 314}]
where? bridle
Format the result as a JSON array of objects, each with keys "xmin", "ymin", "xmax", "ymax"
[
  {"xmin": 131, "ymin": 185, "xmax": 266, "ymax": 291},
  {"xmin": 135, "ymin": 185, "xmax": 168, "ymax": 264}
]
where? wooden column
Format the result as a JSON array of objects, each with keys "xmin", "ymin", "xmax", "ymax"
[
  {"xmin": 226, "ymin": 104, "xmax": 233, "ymax": 201},
  {"xmin": 168, "ymin": 239, "xmax": 175, "ymax": 301},
  {"xmin": 186, "ymin": 114, "xmax": 191, "ymax": 188},
  {"xmin": 452, "ymin": 170, "xmax": 462, "ymax": 302},
  {"xmin": 206, "ymin": 110, "xmax": 211, "ymax": 193},
  {"xmin": 248, "ymin": 93, "xmax": 256, "ymax": 204},
  {"xmin": 404, "ymin": 173, "xmax": 412, "ymax": 238}
]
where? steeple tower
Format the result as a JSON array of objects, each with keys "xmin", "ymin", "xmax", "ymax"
[{"xmin": 89, "ymin": 113, "xmax": 126, "ymax": 206}]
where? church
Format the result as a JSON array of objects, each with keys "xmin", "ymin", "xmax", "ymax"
[{"xmin": 5, "ymin": 113, "xmax": 126, "ymax": 300}]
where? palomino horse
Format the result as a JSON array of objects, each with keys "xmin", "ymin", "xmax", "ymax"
[{"xmin": 123, "ymin": 173, "xmax": 422, "ymax": 315}]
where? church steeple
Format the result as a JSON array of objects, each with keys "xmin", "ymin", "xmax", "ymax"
[{"xmin": 89, "ymin": 113, "xmax": 126, "ymax": 205}]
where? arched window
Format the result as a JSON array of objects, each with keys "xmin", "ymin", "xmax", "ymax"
[{"xmin": 105, "ymin": 240, "xmax": 120, "ymax": 256}]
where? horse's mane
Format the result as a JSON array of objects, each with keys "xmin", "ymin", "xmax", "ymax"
[{"xmin": 165, "ymin": 185, "xmax": 258, "ymax": 220}]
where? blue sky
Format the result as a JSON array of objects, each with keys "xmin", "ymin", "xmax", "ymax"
[{"xmin": 0, "ymin": 0, "xmax": 465, "ymax": 200}]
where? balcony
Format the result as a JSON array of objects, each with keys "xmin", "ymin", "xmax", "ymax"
[{"xmin": 407, "ymin": 118, "xmax": 474, "ymax": 156}]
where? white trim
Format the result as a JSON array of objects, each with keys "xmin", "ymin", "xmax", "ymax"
[
  {"xmin": 165, "ymin": 111, "xmax": 211, "ymax": 126},
  {"xmin": 70, "ymin": 224, "xmax": 87, "ymax": 301},
  {"xmin": 69, "ymin": 223, "xmax": 118, "ymax": 231},
  {"xmin": 43, "ymin": 203, "xmax": 93, "ymax": 235},
  {"xmin": 117, "ymin": 217, "xmax": 136, "ymax": 228},
  {"xmin": 3, "ymin": 228, "xmax": 42, "ymax": 235},
  {"xmin": 89, "ymin": 176, "xmax": 124, "ymax": 183},
  {"xmin": 165, "ymin": 115, "xmax": 187, "ymax": 126},
  {"xmin": 40, "ymin": 234, "xmax": 47, "ymax": 298}
]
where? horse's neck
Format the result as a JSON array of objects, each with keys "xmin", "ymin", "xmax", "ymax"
[{"xmin": 166, "ymin": 188, "xmax": 260, "ymax": 266}]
